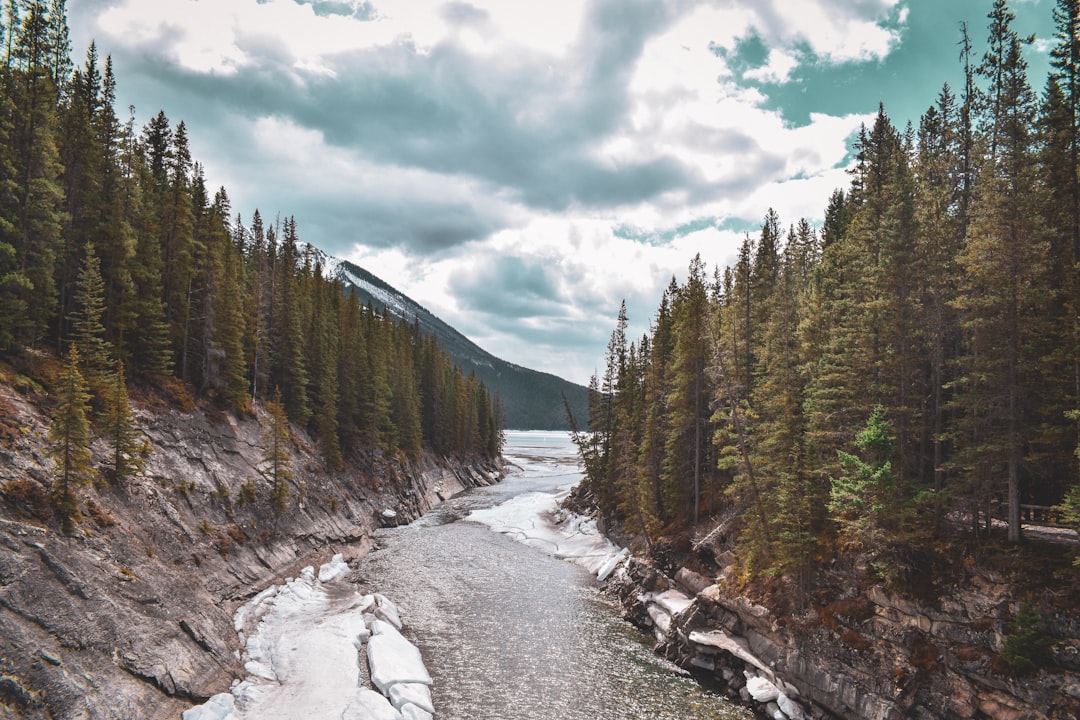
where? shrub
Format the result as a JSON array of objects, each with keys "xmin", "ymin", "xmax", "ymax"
[
  {"xmin": 1000, "ymin": 601, "xmax": 1053, "ymax": 675},
  {"xmin": 239, "ymin": 478, "xmax": 257, "ymax": 504},
  {"xmin": 2, "ymin": 478, "xmax": 51, "ymax": 520}
]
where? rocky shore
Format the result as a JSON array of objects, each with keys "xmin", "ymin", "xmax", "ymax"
[
  {"xmin": 603, "ymin": 549, "xmax": 1080, "ymax": 720},
  {"xmin": 0, "ymin": 378, "xmax": 499, "ymax": 720}
]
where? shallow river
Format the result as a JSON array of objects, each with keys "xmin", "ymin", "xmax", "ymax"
[{"xmin": 355, "ymin": 430, "xmax": 749, "ymax": 720}]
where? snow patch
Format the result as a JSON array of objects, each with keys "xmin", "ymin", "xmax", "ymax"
[
  {"xmin": 317, "ymin": 553, "xmax": 349, "ymax": 582},
  {"xmin": 467, "ymin": 488, "xmax": 627, "ymax": 579},
  {"xmin": 183, "ymin": 554, "xmax": 433, "ymax": 719},
  {"xmin": 181, "ymin": 693, "xmax": 234, "ymax": 720},
  {"xmin": 746, "ymin": 674, "xmax": 782, "ymax": 703}
]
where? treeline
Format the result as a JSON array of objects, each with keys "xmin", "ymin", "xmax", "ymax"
[
  {"xmin": 576, "ymin": 0, "xmax": 1080, "ymax": 586},
  {"xmin": 0, "ymin": 1, "xmax": 502, "ymax": 470}
]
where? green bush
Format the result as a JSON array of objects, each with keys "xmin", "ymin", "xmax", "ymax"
[{"xmin": 1000, "ymin": 601, "xmax": 1052, "ymax": 675}]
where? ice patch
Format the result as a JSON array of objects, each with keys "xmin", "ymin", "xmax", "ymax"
[
  {"xmin": 317, "ymin": 553, "xmax": 349, "ymax": 582},
  {"xmin": 181, "ymin": 693, "xmax": 234, "ymax": 720},
  {"xmin": 401, "ymin": 704, "xmax": 434, "ymax": 720},
  {"xmin": 746, "ymin": 674, "xmax": 782, "ymax": 703},
  {"xmin": 653, "ymin": 588, "xmax": 694, "ymax": 617},
  {"xmin": 468, "ymin": 490, "xmax": 626, "ymax": 578},
  {"xmin": 184, "ymin": 555, "xmax": 430, "ymax": 719},
  {"xmin": 342, "ymin": 688, "xmax": 403, "ymax": 720},
  {"xmin": 389, "ymin": 682, "xmax": 435, "ymax": 713},
  {"xmin": 368, "ymin": 627, "xmax": 433, "ymax": 692},
  {"xmin": 374, "ymin": 593, "xmax": 403, "ymax": 629}
]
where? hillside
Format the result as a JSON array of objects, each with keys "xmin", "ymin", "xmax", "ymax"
[
  {"xmin": 320, "ymin": 253, "xmax": 589, "ymax": 430},
  {"xmin": 0, "ymin": 357, "xmax": 499, "ymax": 719}
]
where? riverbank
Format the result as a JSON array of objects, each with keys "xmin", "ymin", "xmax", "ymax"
[
  {"xmin": 587, "ymin": 512, "xmax": 1080, "ymax": 720},
  {"xmin": 0, "ymin": 374, "xmax": 498, "ymax": 719}
]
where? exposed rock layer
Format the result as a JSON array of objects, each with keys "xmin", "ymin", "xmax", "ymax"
[
  {"xmin": 607, "ymin": 555, "xmax": 1080, "ymax": 720},
  {"xmin": 0, "ymin": 381, "xmax": 499, "ymax": 720}
]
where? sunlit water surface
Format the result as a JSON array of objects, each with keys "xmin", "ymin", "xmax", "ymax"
[{"xmin": 355, "ymin": 431, "xmax": 750, "ymax": 720}]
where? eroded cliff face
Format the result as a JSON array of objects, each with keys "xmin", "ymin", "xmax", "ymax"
[
  {"xmin": 607, "ymin": 552, "xmax": 1080, "ymax": 720},
  {"xmin": 0, "ymin": 380, "xmax": 499, "ymax": 720}
]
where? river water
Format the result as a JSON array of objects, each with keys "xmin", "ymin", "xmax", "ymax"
[{"xmin": 354, "ymin": 430, "xmax": 749, "ymax": 720}]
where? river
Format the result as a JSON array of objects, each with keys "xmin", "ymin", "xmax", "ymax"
[
  {"xmin": 354, "ymin": 430, "xmax": 749, "ymax": 720},
  {"xmin": 186, "ymin": 431, "xmax": 750, "ymax": 719}
]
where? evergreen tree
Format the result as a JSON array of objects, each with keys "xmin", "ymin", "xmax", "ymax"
[
  {"xmin": 953, "ymin": 0, "xmax": 1049, "ymax": 542},
  {"xmin": 270, "ymin": 216, "xmax": 310, "ymax": 425},
  {"xmin": 661, "ymin": 255, "xmax": 712, "ymax": 524},
  {"xmin": 101, "ymin": 360, "xmax": 144, "ymax": 485},
  {"xmin": 6, "ymin": 0, "xmax": 64, "ymax": 347},
  {"xmin": 124, "ymin": 107, "xmax": 171, "ymax": 378},
  {"xmin": 262, "ymin": 387, "xmax": 292, "ymax": 511},
  {"xmin": 67, "ymin": 241, "xmax": 112, "ymax": 387},
  {"xmin": 750, "ymin": 229, "xmax": 815, "ymax": 585},
  {"xmin": 49, "ymin": 344, "xmax": 93, "ymax": 529},
  {"xmin": 916, "ymin": 86, "xmax": 966, "ymax": 502},
  {"xmin": 829, "ymin": 406, "xmax": 895, "ymax": 556}
]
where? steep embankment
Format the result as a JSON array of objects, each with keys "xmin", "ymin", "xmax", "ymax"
[
  {"xmin": 601, "ymin": 533, "xmax": 1080, "ymax": 720},
  {"xmin": 0, "ymin": 371, "xmax": 499, "ymax": 720}
]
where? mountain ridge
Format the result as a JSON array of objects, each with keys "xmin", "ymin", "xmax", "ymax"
[{"xmin": 308, "ymin": 247, "xmax": 588, "ymax": 430}]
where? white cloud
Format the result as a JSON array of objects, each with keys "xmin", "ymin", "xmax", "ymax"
[
  {"xmin": 75, "ymin": 0, "xmax": 908, "ymax": 385},
  {"xmin": 743, "ymin": 48, "xmax": 800, "ymax": 83},
  {"xmin": 746, "ymin": 0, "xmax": 904, "ymax": 63}
]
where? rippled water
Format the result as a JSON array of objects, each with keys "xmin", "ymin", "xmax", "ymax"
[{"xmin": 355, "ymin": 431, "xmax": 749, "ymax": 720}]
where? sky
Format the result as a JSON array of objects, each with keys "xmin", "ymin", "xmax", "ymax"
[{"xmin": 65, "ymin": 0, "xmax": 1058, "ymax": 387}]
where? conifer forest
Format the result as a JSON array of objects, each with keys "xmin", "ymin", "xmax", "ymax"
[
  {"xmin": 0, "ymin": 0, "xmax": 503, "ymax": 513},
  {"xmin": 573, "ymin": 0, "xmax": 1080, "ymax": 589}
]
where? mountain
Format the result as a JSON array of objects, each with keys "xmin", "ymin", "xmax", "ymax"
[{"xmin": 313, "ymin": 250, "xmax": 589, "ymax": 431}]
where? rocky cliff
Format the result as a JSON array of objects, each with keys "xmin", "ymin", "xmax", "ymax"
[
  {"xmin": 0, "ymin": 373, "xmax": 499, "ymax": 720},
  {"xmin": 605, "ymin": 546, "xmax": 1080, "ymax": 720}
]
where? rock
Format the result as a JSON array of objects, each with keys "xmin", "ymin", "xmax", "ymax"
[
  {"xmin": 675, "ymin": 567, "xmax": 712, "ymax": 595},
  {"xmin": 778, "ymin": 692, "xmax": 806, "ymax": 720},
  {"xmin": 0, "ymin": 388, "xmax": 499, "ymax": 719},
  {"xmin": 653, "ymin": 588, "xmax": 695, "ymax": 618},
  {"xmin": 38, "ymin": 650, "xmax": 61, "ymax": 666}
]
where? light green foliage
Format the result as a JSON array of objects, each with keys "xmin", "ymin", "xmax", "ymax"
[{"xmin": 829, "ymin": 406, "xmax": 895, "ymax": 555}]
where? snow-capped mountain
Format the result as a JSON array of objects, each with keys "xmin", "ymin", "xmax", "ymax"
[{"xmin": 309, "ymin": 247, "xmax": 588, "ymax": 430}]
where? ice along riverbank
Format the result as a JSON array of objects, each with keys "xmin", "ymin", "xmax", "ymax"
[
  {"xmin": 183, "ymin": 554, "xmax": 434, "ymax": 720},
  {"xmin": 187, "ymin": 430, "xmax": 750, "ymax": 720}
]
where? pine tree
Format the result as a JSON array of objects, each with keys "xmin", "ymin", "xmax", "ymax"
[
  {"xmin": 121, "ymin": 107, "xmax": 170, "ymax": 378},
  {"xmin": 829, "ymin": 406, "xmax": 895, "ymax": 556},
  {"xmin": 68, "ymin": 241, "xmax": 113, "ymax": 388},
  {"xmin": 101, "ymin": 360, "xmax": 144, "ymax": 486},
  {"xmin": 49, "ymin": 344, "xmax": 93, "ymax": 529},
  {"xmin": 750, "ymin": 228, "xmax": 816, "ymax": 585},
  {"xmin": 661, "ymin": 255, "xmax": 712, "ymax": 525},
  {"xmin": 952, "ymin": 0, "xmax": 1049, "ymax": 543},
  {"xmin": 262, "ymin": 387, "xmax": 292, "ymax": 511},
  {"xmin": 6, "ymin": 0, "xmax": 65, "ymax": 348},
  {"xmin": 916, "ymin": 86, "xmax": 966, "ymax": 503},
  {"xmin": 270, "ymin": 216, "xmax": 310, "ymax": 425},
  {"xmin": 214, "ymin": 200, "xmax": 249, "ymax": 412},
  {"xmin": 640, "ymin": 287, "xmax": 674, "ymax": 523}
]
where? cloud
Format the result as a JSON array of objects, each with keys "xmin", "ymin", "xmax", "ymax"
[
  {"xmin": 68, "ymin": 0, "xmax": 915, "ymax": 383},
  {"xmin": 744, "ymin": 0, "xmax": 905, "ymax": 63}
]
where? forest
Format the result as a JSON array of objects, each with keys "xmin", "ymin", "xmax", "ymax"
[
  {"xmin": 0, "ymin": 0, "xmax": 503, "ymax": 524},
  {"xmin": 573, "ymin": 0, "xmax": 1080, "ymax": 591}
]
